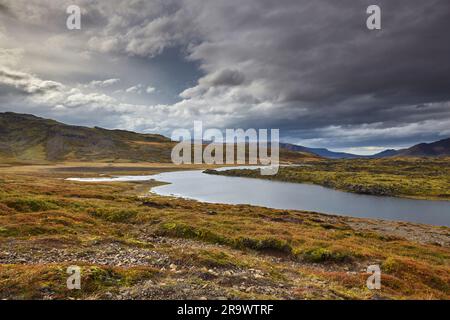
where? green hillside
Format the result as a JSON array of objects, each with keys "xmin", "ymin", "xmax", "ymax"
[
  {"xmin": 0, "ymin": 112, "xmax": 319, "ymax": 164},
  {"xmin": 0, "ymin": 112, "xmax": 174, "ymax": 163}
]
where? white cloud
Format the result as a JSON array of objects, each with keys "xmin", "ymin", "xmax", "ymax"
[
  {"xmin": 86, "ymin": 78, "xmax": 120, "ymax": 88},
  {"xmin": 146, "ymin": 86, "xmax": 155, "ymax": 94},
  {"xmin": 125, "ymin": 84, "xmax": 143, "ymax": 94},
  {"xmin": 0, "ymin": 48, "xmax": 24, "ymax": 68},
  {"xmin": 0, "ymin": 66, "xmax": 64, "ymax": 95}
]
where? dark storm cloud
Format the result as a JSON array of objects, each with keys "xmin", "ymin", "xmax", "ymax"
[
  {"xmin": 0, "ymin": 0, "xmax": 449, "ymax": 151},
  {"xmin": 204, "ymin": 69, "xmax": 245, "ymax": 87},
  {"xmin": 186, "ymin": 0, "xmax": 450, "ymax": 148},
  {"xmin": 0, "ymin": 2, "xmax": 13, "ymax": 17},
  {"xmin": 261, "ymin": 1, "xmax": 450, "ymax": 114}
]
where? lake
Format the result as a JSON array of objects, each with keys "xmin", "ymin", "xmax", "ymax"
[{"xmin": 68, "ymin": 167, "xmax": 450, "ymax": 226}]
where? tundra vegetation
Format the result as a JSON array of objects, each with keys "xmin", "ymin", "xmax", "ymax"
[{"xmin": 0, "ymin": 162, "xmax": 448, "ymax": 300}]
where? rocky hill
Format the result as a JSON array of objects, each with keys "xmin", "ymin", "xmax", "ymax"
[
  {"xmin": 395, "ymin": 138, "xmax": 450, "ymax": 157},
  {"xmin": 0, "ymin": 112, "xmax": 174, "ymax": 163},
  {"xmin": 0, "ymin": 112, "xmax": 319, "ymax": 163}
]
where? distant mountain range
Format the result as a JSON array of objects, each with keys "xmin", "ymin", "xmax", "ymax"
[
  {"xmin": 281, "ymin": 137, "xmax": 450, "ymax": 159},
  {"xmin": 391, "ymin": 138, "xmax": 450, "ymax": 157},
  {"xmin": 0, "ymin": 112, "xmax": 448, "ymax": 163},
  {"xmin": 279, "ymin": 143, "xmax": 361, "ymax": 159},
  {"xmin": 0, "ymin": 112, "xmax": 318, "ymax": 163}
]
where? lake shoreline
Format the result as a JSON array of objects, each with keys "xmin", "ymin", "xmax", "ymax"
[
  {"xmin": 204, "ymin": 160, "xmax": 450, "ymax": 202},
  {"xmin": 68, "ymin": 166, "xmax": 450, "ymax": 227}
]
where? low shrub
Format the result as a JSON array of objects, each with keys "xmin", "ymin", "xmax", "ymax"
[
  {"xmin": 88, "ymin": 208, "xmax": 138, "ymax": 223},
  {"xmin": 299, "ymin": 247, "xmax": 354, "ymax": 263},
  {"xmin": 4, "ymin": 198, "xmax": 59, "ymax": 213}
]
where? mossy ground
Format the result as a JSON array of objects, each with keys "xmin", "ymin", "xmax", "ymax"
[{"xmin": 0, "ymin": 162, "xmax": 448, "ymax": 300}]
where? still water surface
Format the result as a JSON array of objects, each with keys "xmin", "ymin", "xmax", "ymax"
[{"xmin": 68, "ymin": 167, "xmax": 450, "ymax": 226}]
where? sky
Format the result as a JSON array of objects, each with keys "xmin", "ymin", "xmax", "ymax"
[{"xmin": 0, "ymin": 0, "xmax": 449, "ymax": 155}]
